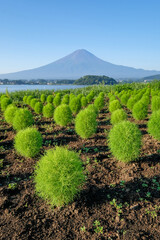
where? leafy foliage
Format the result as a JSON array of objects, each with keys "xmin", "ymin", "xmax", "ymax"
[
  {"xmin": 148, "ymin": 110, "xmax": 160, "ymax": 140},
  {"xmin": 0, "ymin": 97, "xmax": 12, "ymax": 111},
  {"xmin": 75, "ymin": 108, "xmax": 97, "ymax": 138},
  {"xmin": 13, "ymin": 108, "xmax": 34, "ymax": 131},
  {"xmin": 61, "ymin": 94, "xmax": 69, "ymax": 104},
  {"xmin": 110, "ymin": 109, "xmax": 127, "ymax": 125},
  {"xmin": 30, "ymin": 98, "xmax": 38, "ymax": 109},
  {"xmin": 4, "ymin": 104, "xmax": 18, "ymax": 124},
  {"xmin": 81, "ymin": 96, "xmax": 87, "ymax": 107},
  {"xmin": 94, "ymin": 96, "xmax": 105, "ymax": 110},
  {"xmin": 14, "ymin": 127, "xmax": 42, "ymax": 157},
  {"xmin": 34, "ymin": 102, "xmax": 43, "ymax": 114},
  {"xmin": 47, "ymin": 95, "xmax": 53, "ymax": 103},
  {"xmin": 109, "ymin": 99, "xmax": 121, "ymax": 113},
  {"xmin": 108, "ymin": 121, "xmax": 141, "ymax": 162},
  {"xmin": 151, "ymin": 96, "xmax": 160, "ymax": 112},
  {"xmin": 132, "ymin": 101, "xmax": 148, "ymax": 120},
  {"xmin": 40, "ymin": 94, "xmax": 46, "ymax": 103},
  {"xmin": 54, "ymin": 104, "xmax": 72, "ymax": 126},
  {"xmin": 74, "ymin": 75, "xmax": 117, "ymax": 85},
  {"xmin": 53, "ymin": 93, "xmax": 61, "ymax": 107},
  {"xmin": 69, "ymin": 97, "xmax": 81, "ymax": 114},
  {"xmin": 43, "ymin": 103, "xmax": 54, "ymax": 118},
  {"xmin": 34, "ymin": 146, "xmax": 85, "ymax": 206},
  {"xmin": 26, "ymin": 95, "xmax": 33, "ymax": 105}
]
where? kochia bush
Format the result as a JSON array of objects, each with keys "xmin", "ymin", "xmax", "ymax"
[
  {"xmin": 53, "ymin": 93, "xmax": 61, "ymax": 107},
  {"xmin": 26, "ymin": 95, "xmax": 33, "ymax": 105},
  {"xmin": 94, "ymin": 96, "xmax": 105, "ymax": 110},
  {"xmin": 151, "ymin": 96, "xmax": 160, "ymax": 112},
  {"xmin": 127, "ymin": 97, "xmax": 137, "ymax": 110},
  {"xmin": 148, "ymin": 110, "xmax": 160, "ymax": 140},
  {"xmin": 4, "ymin": 105, "xmax": 18, "ymax": 125},
  {"xmin": 81, "ymin": 96, "xmax": 87, "ymax": 108},
  {"xmin": 87, "ymin": 104, "xmax": 98, "ymax": 116},
  {"xmin": 109, "ymin": 100, "xmax": 121, "ymax": 113},
  {"xmin": 43, "ymin": 103, "xmax": 54, "ymax": 118},
  {"xmin": 132, "ymin": 101, "xmax": 148, "ymax": 120},
  {"xmin": 34, "ymin": 102, "xmax": 43, "ymax": 114},
  {"xmin": 54, "ymin": 104, "xmax": 72, "ymax": 126},
  {"xmin": 110, "ymin": 109, "xmax": 127, "ymax": 125},
  {"xmin": 120, "ymin": 93, "xmax": 130, "ymax": 105},
  {"xmin": 47, "ymin": 95, "xmax": 53, "ymax": 103},
  {"xmin": 108, "ymin": 121, "xmax": 141, "ymax": 162},
  {"xmin": 14, "ymin": 127, "xmax": 42, "ymax": 157},
  {"xmin": 30, "ymin": 98, "xmax": 38, "ymax": 109},
  {"xmin": 34, "ymin": 147, "xmax": 85, "ymax": 207},
  {"xmin": 40, "ymin": 94, "xmax": 46, "ymax": 103},
  {"xmin": 69, "ymin": 97, "xmax": 81, "ymax": 114},
  {"xmin": 13, "ymin": 108, "xmax": 34, "ymax": 131},
  {"xmin": 1, "ymin": 97, "xmax": 12, "ymax": 112},
  {"xmin": 61, "ymin": 94, "xmax": 69, "ymax": 105},
  {"xmin": 75, "ymin": 108, "xmax": 97, "ymax": 138},
  {"xmin": 23, "ymin": 96, "xmax": 28, "ymax": 104}
]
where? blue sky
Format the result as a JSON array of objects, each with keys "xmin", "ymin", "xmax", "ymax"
[{"xmin": 0, "ymin": 0, "xmax": 160, "ymax": 73}]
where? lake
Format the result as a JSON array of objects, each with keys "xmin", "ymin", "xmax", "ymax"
[{"xmin": 0, "ymin": 85, "xmax": 86, "ymax": 93}]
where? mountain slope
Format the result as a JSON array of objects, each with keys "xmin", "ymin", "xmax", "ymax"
[{"xmin": 0, "ymin": 49, "xmax": 160, "ymax": 79}]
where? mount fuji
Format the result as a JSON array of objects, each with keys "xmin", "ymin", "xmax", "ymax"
[{"xmin": 0, "ymin": 49, "xmax": 160, "ymax": 80}]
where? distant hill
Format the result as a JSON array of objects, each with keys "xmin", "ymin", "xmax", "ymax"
[
  {"xmin": 0, "ymin": 49, "xmax": 160, "ymax": 80},
  {"xmin": 74, "ymin": 75, "xmax": 117, "ymax": 85},
  {"xmin": 141, "ymin": 74, "xmax": 160, "ymax": 81}
]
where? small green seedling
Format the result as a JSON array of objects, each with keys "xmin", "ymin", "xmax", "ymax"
[{"xmin": 93, "ymin": 220, "xmax": 103, "ymax": 234}]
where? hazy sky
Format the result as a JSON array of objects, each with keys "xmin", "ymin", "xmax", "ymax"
[{"xmin": 0, "ymin": 0, "xmax": 160, "ymax": 73}]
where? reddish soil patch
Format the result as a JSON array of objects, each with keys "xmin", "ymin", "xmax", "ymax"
[{"xmin": 0, "ymin": 105, "xmax": 160, "ymax": 240}]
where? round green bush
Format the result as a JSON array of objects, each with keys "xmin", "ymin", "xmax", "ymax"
[
  {"xmin": 120, "ymin": 93, "xmax": 130, "ymax": 105},
  {"xmin": 109, "ymin": 100, "xmax": 121, "ymax": 113},
  {"xmin": 127, "ymin": 97, "xmax": 137, "ymax": 110},
  {"xmin": 132, "ymin": 101, "xmax": 148, "ymax": 120},
  {"xmin": 4, "ymin": 104, "xmax": 18, "ymax": 125},
  {"xmin": 148, "ymin": 110, "xmax": 160, "ymax": 140},
  {"xmin": 151, "ymin": 96, "xmax": 160, "ymax": 112},
  {"xmin": 26, "ymin": 95, "xmax": 33, "ymax": 105},
  {"xmin": 53, "ymin": 93, "xmax": 61, "ymax": 107},
  {"xmin": 81, "ymin": 96, "xmax": 87, "ymax": 108},
  {"xmin": 69, "ymin": 97, "xmax": 81, "ymax": 114},
  {"xmin": 77, "ymin": 94, "xmax": 83, "ymax": 100},
  {"xmin": 75, "ymin": 108, "xmax": 97, "ymax": 138},
  {"xmin": 0, "ymin": 95, "xmax": 8, "ymax": 103},
  {"xmin": 110, "ymin": 109, "xmax": 127, "ymax": 125},
  {"xmin": 61, "ymin": 94, "xmax": 69, "ymax": 105},
  {"xmin": 108, "ymin": 121, "xmax": 141, "ymax": 162},
  {"xmin": 54, "ymin": 104, "xmax": 72, "ymax": 126},
  {"xmin": 34, "ymin": 146, "xmax": 85, "ymax": 206},
  {"xmin": 14, "ymin": 127, "xmax": 42, "ymax": 157},
  {"xmin": 40, "ymin": 94, "xmax": 46, "ymax": 103},
  {"xmin": 109, "ymin": 95, "xmax": 116, "ymax": 103},
  {"xmin": 34, "ymin": 102, "xmax": 43, "ymax": 114},
  {"xmin": 30, "ymin": 98, "xmax": 38, "ymax": 109},
  {"xmin": 23, "ymin": 96, "xmax": 28, "ymax": 104},
  {"xmin": 86, "ymin": 92, "xmax": 94, "ymax": 103},
  {"xmin": 13, "ymin": 108, "xmax": 34, "ymax": 131},
  {"xmin": 99, "ymin": 92, "xmax": 105, "ymax": 98},
  {"xmin": 87, "ymin": 104, "xmax": 98, "ymax": 116},
  {"xmin": 1, "ymin": 97, "xmax": 12, "ymax": 112},
  {"xmin": 141, "ymin": 96, "xmax": 150, "ymax": 106},
  {"xmin": 43, "ymin": 103, "xmax": 54, "ymax": 118},
  {"xmin": 69, "ymin": 93, "xmax": 75, "ymax": 102},
  {"xmin": 47, "ymin": 95, "xmax": 53, "ymax": 103},
  {"xmin": 94, "ymin": 96, "xmax": 105, "ymax": 110}
]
